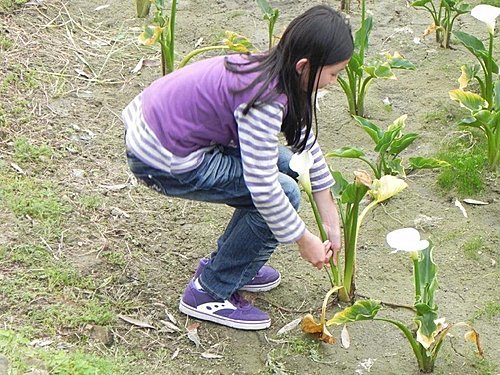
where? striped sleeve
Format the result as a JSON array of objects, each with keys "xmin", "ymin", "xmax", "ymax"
[
  {"xmin": 301, "ymin": 129, "xmax": 335, "ymax": 192},
  {"xmin": 235, "ymin": 103, "xmax": 306, "ymax": 244}
]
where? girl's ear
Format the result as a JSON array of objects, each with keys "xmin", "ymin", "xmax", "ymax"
[{"xmin": 295, "ymin": 58, "xmax": 309, "ymax": 75}]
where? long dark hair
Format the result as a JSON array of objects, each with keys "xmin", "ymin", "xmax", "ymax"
[{"xmin": 226, "ymin": 5, "xmax": 354, "ymax": 151}]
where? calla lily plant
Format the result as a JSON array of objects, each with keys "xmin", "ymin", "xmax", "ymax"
[
  {"xmin": 291, "ymin": 150, "xmax": 408, "ymax": 302},
  {"xmin": 302, "ymin": 228, "xmax": 483, "ymax": 373},
  {"xmin": 450, "ymin": 4, "xmax": 499, "ymax": 171},
  {"xmin": 337, "ymin": 0, "xmax": 415, "ymax": 116},
  {"xmin": 139, "ymin": 0, "xmax": 254, "ymax": 75},
  {"xmin": 326, "ymin": 115, "xmax": 449, "ymax": 179}
]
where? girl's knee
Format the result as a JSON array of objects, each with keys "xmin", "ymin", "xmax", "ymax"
[{"xmin": 279, "ymin": 174, "xmax": 301, "ymax": 211}]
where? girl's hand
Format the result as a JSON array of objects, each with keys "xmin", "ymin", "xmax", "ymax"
[{"xmin": 296, "ymin": 230, "xmax": 333, "ymax": 269}]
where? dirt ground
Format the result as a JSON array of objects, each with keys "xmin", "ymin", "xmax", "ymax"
[{"xmin": 0, "ymin": 0, "xmax": 499, "ymax": 374}]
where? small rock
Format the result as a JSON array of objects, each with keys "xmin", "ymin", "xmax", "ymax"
[
  {"xmin": 86, "ymin": 324, "xmax": 114, "ymax": 347},
  {"xmin": 0, "ymin": 355, "xmax": 10, "ymax": 374}
]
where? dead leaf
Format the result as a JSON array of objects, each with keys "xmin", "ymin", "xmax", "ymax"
[
  {"xmin": 130, "ymin": 58, "xmax": 144, "ymax": 74},
  {"xmin": 99, "ymin": 183, "xmax": 128, "ymax": 191},
  {"xmin": 301, "ymin": 314, "xmax": 323, "ymax": 334},
  {"xmin": 110, "ymin": 207, "xmax": 130, "ymax": 218},
  {"xmin": 75, "ymin": 68, "xmax": 92, "ymax": 79},
  {"xmin": 117, "ymin": 314, "xmax": 155, "ymax": 329},
  {"xmin": 277, "ymin": 317, "xmax": 301, "ymax": 335},
  {"xmin": 463, "ymin": 199, "xmax": 488, "ymax": 205},
  {"xmin": 160, "ymin": 320, "xmax": 181, "ymax": 333},
  {"xmin": 187, "ymin": 323, "xmax": 201, "ymax": 348},
  {"xmin": 10, "ymin": 162, "xmax": 26, "ymax": 175},
  {"xmin": 201, "ymin": 352, "xmax": 223, "ymax": 359},
  {"xmin": 422, "ymin": 23, "xmax": 437, "ymax": 37},
  {"xmin": 454, "ymin": 199, "xmax": 468, "ymax": 218},
  {"xmin": 94, "ymin": 4, "xmax": 110, "ymax": 11},
  {"xmin": 165, "ymin": 309, "xmax": 178, "ymax": 325},
  {"xmin": 341, "ymin": 325, "xmax": 350, "ymax": 349},
  {"xmin": 171, "ymin": 347, "xmax": 180, "ymax": 360}
]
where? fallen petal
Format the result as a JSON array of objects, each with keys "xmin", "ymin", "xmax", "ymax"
[
  {"xmin": 463, "ymin": 199, "xmax": 488, "ymax": 205},
  {"xmin": 117, "ymin": 314, "xmax": 155, "ymax": 329},
  {"xmin": 454, "ymin": 199, "xmax": 468, "ymax": 218},
  {"xmin": 187, "ymin": 323, "xmax": 202, "ymax": 348},
  {"xmin": 277, "ymin": 317, "xmax": 301, "ymax": 335},
  {"xmin": 341, "ymin": 325, "xmax": 350, "ymax": 349}
]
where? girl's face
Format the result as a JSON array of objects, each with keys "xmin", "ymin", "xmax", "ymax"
[
  {"xmin": 296, "ymin": 58, "xmax": 350, "ymax": 90},
  {"xmin": 315, "ymin": 59, "xmax": 350, "ymax": 89}
]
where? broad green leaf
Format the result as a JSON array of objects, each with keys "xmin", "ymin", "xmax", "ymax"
[
  {"xmin": 458, "ymin": 117, "xmax": 482, "ymax": 127},
  {"xmin": 255, "ymin": 0, "xmax": 273, "ymax": 15},
  {"xmin": 364, "ymin": 63, "xmax": 396, "ymax": 79},
  {"xmin": 388, "ymin": 114, "xmax": 407, "ymax": 132},
  {"xmin": 341, "ymin": 183, "xmax": 359, "ymax": 204},
  {"xmin": 385, "ymin": 52, "xmax": 416, "ymax": 70},
  {"xmin": 458, "ymin": 64, "xmax": 480, "ymax": 89},
  {"xmin": 348, "ymin": 53, "xmax": 363, "ymax": 75},
  {"xmin": 409, "ymin": 157, "xmax": 450, "ymax": 169},
  {"xmin": 326, "ymin": 300, "xmax": 381, "ymax": 325},
  {"xmin": 453, "ymin": 31, "xmax": 487, "ymax": 54},
  {"xmin": 455, "ymin": 3, "xmax": 473, "ymax": 14},
  {"xmin": 330, "ymin": 171, "xmax": 349, "ymax": 199},
  {"xmin": 325, "ymin": 147, "xmax": 365, "ymax": 159},
  {"xmin": 224, "ymin": 32, "xmax": 255, "ymax": 53},
  {"xmin": 418, "ymin": 243, "xmax": 437, "ymax": 306},
  {"xmin": 352, "ymin": 116, "xmax": 384, "ymax": 143},
  {"xmin": 449, "ymin": 89, "xmax": 488, "ymax": 111},
  {"xmin": 385, "ymin": 158, "xmax": 405, "ymax": 176},
  {"xmin": 389, "ymin": 133, "xmax": 418, "ymax": 155},
  {"xmin": 374, "ymin": 127, "xmax": 401, "ymax": 154},
  {"xmin": 411, "ymin": 0, "xmax": 433, "ymax": 6},
  {"xmin": 414, "ymin": 303, "xmax": 439, "ymax": 349},
  {"xmin": 354, "ymin": 15, "xmax": 373, "ymax": 52},
  {"xmin": 475, "ymin": 109, "xmax": 494, "ymax": 125}
]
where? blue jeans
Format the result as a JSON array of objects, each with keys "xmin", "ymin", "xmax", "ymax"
[{"xmin": 127, "ymin": 145, "xmax": 300, "ymax": 300}]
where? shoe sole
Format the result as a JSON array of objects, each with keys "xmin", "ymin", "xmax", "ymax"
[
  {"xmin": 239, "ymin": 274, "xmax": 282, "ymax": 292},
  {"xmin": 179, "ymin": 300, "xmax": 271, "ymax": 330}
]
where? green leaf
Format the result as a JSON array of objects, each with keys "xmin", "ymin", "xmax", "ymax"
[
  {"xmin": 364, "ymin": 63, "xmax": 396, "ymax": 79},
  {"xmin": 449, "ymin": 89, "xmax": 488, "ymax": 112},
  {"xmin": 347, "ymin": 53, "xmax": 363, "ymax": 75},
  {"xmin": 411, "ymin": 0, "xmax": 433, "ymax": 6},
  {"xmin": 326, "ymin": 300, "xmax": 381, "ymax": 325},
  {"xmin": 354, "ymin": 15, "xmax": 373, "ymax": 52},
  {"xmin": 374, "ymin": 127, "xmax": 401, "ymax": 153},
  {"xmin": 417, "ymin": 243, "xmax": 437, "ymax": 306},
  {"xmin": 494, "ymin": 80, "xmax": 500, "ymax": 111},
  {"xmin": 385, "ymin": 158, "xmax": 405, "ymax": 176},
  {"xmin": 388, "ymin": 56, "xmax": 416, "ymax": 70},
  {"xmin": 325, "ymin": 147, "xmax": 365, "ymax": 159},
  {"xmin": 453, "ymin": 31, "xmax": 487, "ymax": 56},
  {"xmin": 352, "ymin": 116, "xmax": 384, "ymax": 143},
  {"xmin": 409, "ymin": 157, "xmax": 450, "ymax": 169},
  {"xmin": 389, "ymin": 133, "xmax": 419, "ymax": 155},
  {"xmin": 414, "ymin": 302, "xmax": 439, "ymax": 348},
  {"xmin": 341, "ymin": 183, "xmax": 359, "ymax": 204},
  {"xmin": 330, "ymin": 171, "xmax": 349, "ymax": 199},
  {"xmin": 255, "ymin": 0, "xmax": 273, "ymax": 16}
]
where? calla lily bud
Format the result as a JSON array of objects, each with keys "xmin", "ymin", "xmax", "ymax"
[
  {"xmin": 471, "ymin": 4, "xmax": 500, "ymax": 35},
  {"xmin": 289, "ymin": 150, "xmax": 314, "ymax": 194},
  {"xmin": 354, "ymin": 170, "xmax": 372, "ymax": 188},
  {"xmin": 370, "ymin": 175, "xmax": 408, "ymax": 203}
]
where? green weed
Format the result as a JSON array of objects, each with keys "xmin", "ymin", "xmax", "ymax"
[
  {"xmin": 463, "ymin": 236, "xmax": 484, "ymax": 260},
  {"xmin": 0, "ymin": 173, "xmax": 69, "ymax": 221},
  {"xmin": 481, "ymin": 0, "xmax": 500, "ymax": 7},
  {"xmin": 13, "ymin": 136, "xmax": 52, "ymax": 163},
  {"xmin": 0, "ymin": 34, "xmax": 12, "ymax": 50},
  {"xmin": 436, "ymin": 135, "xmax": 487, "ymax": 196},
  {"xmin": 472, "ymin": 301, "xmax": 500, "ymax": 322},
  {"xmin": 264, "ymin": 337, "xmax": 322, "ymax": 374},
  {"xmin": 78, "ymin": 193, "xmax": 103, "ymax": 210},
  {"xmin": 0, "ymin": 329, "xmax": 129, "ymax": 374}
]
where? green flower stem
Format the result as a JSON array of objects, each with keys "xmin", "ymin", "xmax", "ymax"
[
  {"xmin": 358, "ymin": 157, "xmax": 379, "ymax": 177},
  {"xmin": 178, "ymin": 46, "xmax": 230, "ymax": 69},
  {"xmin": 306, "ymin": 191, "xmax": 341, "ymax": 287},
  {"xmin": 169, "ymin": 0, "xmax": 177, "ymax": 71},
  {"xmin": 374, "ymin": 317, "xmax": 426, "ymax": 371},
  {"xmin": 338, "ymin": 77, "xmax": 356, "ymax": 115},
  {"xmin": 486, "ymin": 32, "xmax": 493, "ymax": 109},
  {"xmin": 411, "ymin": 254, "xmax": 421, "ymax": 302}
]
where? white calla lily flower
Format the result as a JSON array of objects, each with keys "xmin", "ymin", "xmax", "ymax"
[
  {"xmin": 471, "ymin": 4, "xmax": 500, "ymax": 35},
  {"xmin": 289, "ymin": 150, "xmax": 314, "ymax": 194},
  {"xmin": 386, "ymin": 228, "xmax": 429, "ymax": 254}
]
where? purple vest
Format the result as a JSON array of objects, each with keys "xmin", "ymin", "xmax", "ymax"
[{"xmin": 141, "ymin": 54, "xmax": 287, "ymax": 157}]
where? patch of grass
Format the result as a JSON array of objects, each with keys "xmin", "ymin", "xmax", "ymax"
[
  {"xmin": 0, "ymin": 172, "xmax": 69, "ymax": 221},
  {"xmin": 0, "ymin": 34, "xmax": 13, "ymax": 50},
  {"xmin": 0, "ymin": 329, "xmax": 130, "ymax": 374},
  {"xmin": 472, "ymin": 301, "xmax": 500, "ymax": 322},
  {"xmin": 78, "ymin": 193, "xmax": 103, "ymax": 210},
  {"xmin": 264, "ymin": 337, "xmax": 322, "ymax": 374},
  {"xmin": 463, "ymin": 236, "xmax": 484, "ymax": 260},
  {"xmin": 436, "ymin": 134, "xmax": 487, "ymax": 196},
  {"xmin": 13, "ymin": 136, "xmax": 52, "ymax": 163},
  {"xmin": 6, "ymin": 244, "xmax": 53, "ymax": 266},
  {"xmin": 481, "ymin": 0, "xmax": 500, "ymax": 7}
]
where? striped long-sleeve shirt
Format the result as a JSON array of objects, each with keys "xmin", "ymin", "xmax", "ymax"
[{"xmin": 122, "ymin": 54, "xmax": 334, "ymax": 243}]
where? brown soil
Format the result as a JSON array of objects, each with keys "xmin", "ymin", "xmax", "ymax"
[{"xmin": 1, "ymin": 0, "xmax": 498, "ymax": 374}]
